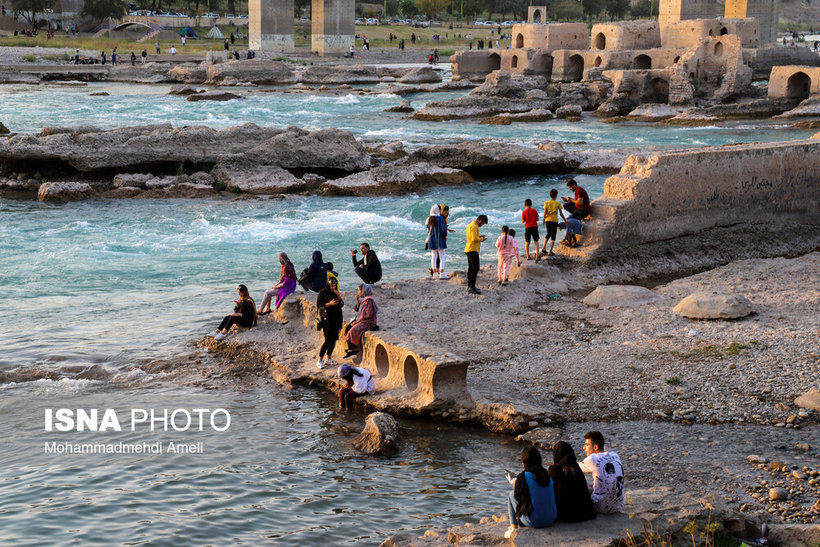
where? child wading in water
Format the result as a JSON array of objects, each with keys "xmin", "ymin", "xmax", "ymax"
[{"xmin": 496, "ymin": 226, "xmax": 521, "ymax": 285}]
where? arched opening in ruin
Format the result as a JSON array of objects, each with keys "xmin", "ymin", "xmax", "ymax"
[
  {"xmin": 488, "ymin": 53, "xmax": 501, "ymax": 71},
  {"xmin": 594, "ymin": 56, "xmax": 602, "ymax": 67},
  {"xmin": 593, "ymin": 32, "xmax": 606, "ymax": 50},
  {"xmin": 786, "ymin": 72, "xmax": 812, "ymax": 100},
  {"xmin": 567, "ymin": 54, "xmax": 584, "ymax": 82},
  {"xmin": 511, "ymin": 55, "xmax": 519, "ymax": 69},
  {"xmin": 708, "ymin": 29, "xmax": 714, "ymax": 36},
  {"xmin": 633, "ymin": 54, "xmax": 652, "ymax": 69},
  {"xmin": 647, "ymin": 77, "xmax": 669, "ymax": 103},
  {"xmin": 674, "ymin": 56, "xmax": 681, "ymax": 63},
  {"xmin": 374, "ymin": 344, "xmax": 389, "ymax": 378},
  {"xmin": 532, "ymin": 9, "xmax": 542, "ymax": 23},
  {"xmin": 403, "ymin": 355, "xmax": 419, "ymax": 391},
  {"xmin": 714, "ymin": 41, "xmax": 723, "ymax": 57},
  {"xmin": 515, "ymin": 33, "xmax": 524, "ymax": 48},
  {"xmin": 720, "ymin": 27, "xmax": 728, "ymax": 35}
]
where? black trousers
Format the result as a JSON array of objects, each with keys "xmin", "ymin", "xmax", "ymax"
[
  {"xmin": 218, "ymin": 315, "xmax": 252, "ymax": 331},
  {"xmin": 563, "ymin": 202, "xmax": 590, "ymax": 220},
  {"xmin": 465, "ymin": 251, "xmax": 479, "ymax": 289}
]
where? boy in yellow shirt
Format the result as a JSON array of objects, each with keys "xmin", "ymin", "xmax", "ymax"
[
  {"xmin": 464, "ymin": 214, "xmax": 488, "ymax": 294},
  {"xmin": 541, "ymin": 189, "xmax": 567, "ymax": 257}
]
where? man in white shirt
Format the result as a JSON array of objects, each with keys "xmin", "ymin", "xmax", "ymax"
[{"xmin": 578, "ymin": 431, "xmax": 624, "ymax": 514}]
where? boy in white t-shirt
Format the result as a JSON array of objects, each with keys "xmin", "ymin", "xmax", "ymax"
[{"xmin": 578, "ymin": 430, "xmax": 624, "ymax": 514}]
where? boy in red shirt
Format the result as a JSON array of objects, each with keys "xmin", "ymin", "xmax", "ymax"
[{"xmin": 521, "ymin": 199, "xmax": 540, "ymax": 263}]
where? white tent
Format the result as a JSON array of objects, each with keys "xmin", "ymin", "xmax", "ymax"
[{"xmin": 206, "ymin": 26, "xmax": 225, "ymax": 39}]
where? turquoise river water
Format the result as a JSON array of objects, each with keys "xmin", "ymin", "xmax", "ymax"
[{"xmin": 0, "ymin": 80, "xmax": 811, "ymax": 545}]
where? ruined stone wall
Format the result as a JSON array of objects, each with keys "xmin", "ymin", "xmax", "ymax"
[
  {"xmin": 512, "ymin": 24, "xmax": 547, "ymax": 49},
  {"xmin": 544, "ymin": 23, "xmax": 589, "ymax": 51},
  {"xmin": 601, "ymin": 68, "xmax": 675, "ymax": 102},
  {"xmin": 585, "ymin": 136, "xmax": 820, "ymax": 255},
  {"xmin": 590, "ymin": 20, "xmax": 661, "ymax": 50},
  {"xmin": 499, "ymin": 49, "xmax": 552, "ymax": 76},
  {"xmin": 725, "ymin": 0, "xmax": 779, "ymax": 43},
  {"xmin": 661, "ymin": 18, "xmax": 759, "ymax": 48},
  {"xmin": 528, "ymin": 5, "xmax": 547, "ymax": 23},
  {"xmin": 659, "ymin": 0, "xmax": 718, "ymax": 40},
  {"xmin": 451, "ymin": 50, "xmax": 502, "ymax": 81},
  {"xmin": 748, "ymin": 46, "xmax": 820, "ymax": 79},
  {"xmin": 672, "ymin": 35, "xmax": 750, "ymax": 100},
  {"xmin": 768, "ymin": 66, "xmax": 820, "ymax": 99}
]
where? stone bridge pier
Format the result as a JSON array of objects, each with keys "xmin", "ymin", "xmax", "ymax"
[
  {"xmin": 249, "ymin": 0, "xmax": 295, "ymax": 52},
  {"xmin": 311, "ymin": 0, "xmax": 355, "ymax": 56}
]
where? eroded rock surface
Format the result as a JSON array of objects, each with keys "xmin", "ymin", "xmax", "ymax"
[
  {"xmin": 673, "ymin": 292, "xmax": 755, "ymax": 320},
  {"xmin": 351, "ymin": 412, "xmax": 401, "ymax": 456},
  {"xmin": 582, "ymin": 285, "xmax": 664, "ymax": 309},
  {"xmin": 319, "ymin": 162, "xmax": 473, "ymax": 196}
]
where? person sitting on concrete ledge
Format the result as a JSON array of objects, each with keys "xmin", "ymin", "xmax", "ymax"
[
  {"xmin": 351, "ymin": 242, "xmax": 382, "ymax": 284},
  {"xmin": 337, "ymin": 363, "xmax": 375, "ymax": 411},
  {"xmin": 298, "ymin": 250, "xmax": 328, "ymax": 293},
  {"xmin": 504, "ymin": 446, "xmax": 557, "ymax": 539},
  {"xmin": 343, "ymin": 284, "xmax": 379, "ymax": 358},
  {"xmin": 207, "ymin": 284, "xmax": 256, "ymax": 341},
  {"xmin": 258, "ymin": 252, "xmax": 297, "ymax": 316},
  {"xmin": 579, "ymin": 431, "xmax": 624, "ymax": 515},
  {"xmin": 561, "ymin": 178, "xmax": 591, "ymax": 220},
  {"xmin": 549, "ymin": 441, "xmax": 597, "ymax": 522}
]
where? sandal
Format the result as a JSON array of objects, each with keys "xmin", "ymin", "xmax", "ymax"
[{"xmin": 258, "ymin": 310, "xmax": 271, "ymax": 316}]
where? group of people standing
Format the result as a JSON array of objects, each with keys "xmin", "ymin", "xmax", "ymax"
[{"xmin": 505, "ymin": 431, "xmax": 624, "ymax": 537}]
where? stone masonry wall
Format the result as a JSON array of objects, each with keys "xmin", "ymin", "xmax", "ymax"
[{"xmin": 584, "ymin": 136, "xmax": 820, "ymax": 255}]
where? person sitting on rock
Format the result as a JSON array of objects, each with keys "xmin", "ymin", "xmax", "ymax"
[
  {"xmin": 558, "ymin": 217, "xmax": 583, "ymax": 248},
  {"xmin": 561, "ymin": 178, "xmax": 591, "ymax": 220},
  {"xmin": 258, "ymin": 252, "xmax": 297, "ymax": 316},
  {"xmin": 579, "ymin": 431, "xmax": 624, "ymax": 514},
  {"xmin": 298, "ymin": 250, "xmax": 328, "ymax": 293},
  {"xmin": 343, "ymin": 284, "xmax": 379, "ymax": 358},
  {"xmin": 337, "ymin": 363, "xmax": 374, "ymax": 411},
  {"xmin": 351, "ymin": 242, "xmax": 382, "ymax": 284},
  {"xmin": 548, "ymin": 441, "xmax": 597, "ymax": 522},
  {"xmin": 207, "ymin": 284, "xmax": 256, "ymax": 341},
  {"xmin": 504, "ymin": 446, "xmax": 557, "ymax": 539}
]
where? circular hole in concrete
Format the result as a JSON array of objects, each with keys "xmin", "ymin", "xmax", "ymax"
[
  {"xmin": 374, "ymin": 344, "xmax": 389, "ymax": 378},
  {"xmin": 403, "ymin": 355, "xmax": 419, "ymax": 391}
]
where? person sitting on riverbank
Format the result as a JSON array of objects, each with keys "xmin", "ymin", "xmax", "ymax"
[
  {"xmin": 351, "ymin": 242, "xmax": 382, "ymax": 284},
  {"xmin": 562, "ymin": 178, "xmax": 591, "ymax": 220},
  {"xmin": 258, "ymin": 252, "xmax": 297, "ymax": 316},
  {"xmin": 504, "ymin": 446, "xmax": 557, "ymax": 539},
  {"xmin": 558, "ymin": 217, "xmax": 583, "ymax": 248},
  {"xmin": 337, "ymin": 363, "xmax": 375, "ymax": 411},
  {"xmin": 579, "ymin": 431, "xmax": 624, "ymax": 514},
  {"xmin": 298, "ymin": 250, "xmax": 328, "ymax": 293},
  {"xmin": 208, "ymin": 284, "xmax": 257, "ymax": 341},
  {"xmin": 316, "ymin": 273, "xmax": 344, "ymax": 369},
  {"xmin": 549, "ymin": 441, "xmax": 597, "ymax": 522},
  {"xmin": 343, "ymin": 284, "xmax": 379, "ymax": 358}
]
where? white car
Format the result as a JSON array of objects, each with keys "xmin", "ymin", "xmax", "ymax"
[{"xmin": 501, "ymin": 21, "xmax": 515, "ymax": 26}]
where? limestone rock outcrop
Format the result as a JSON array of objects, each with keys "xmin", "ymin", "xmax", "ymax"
[
  {"xmin": 384, "ymin": 100, "xmax": 414, "ymax": 113},
  {"xmin": 37, "ymin": 182, "xmax": 93, "ymax": 202},
  {"xmin": 318, "ymin": 162, "xmax": 472, "ymax": 196},
  {"xmin": 397, "ymin": 67, "xmax": 442, "ymax": 84},
  {"xmin": 0, "ymin": 124, "xmax": 370, "ymax": 174},
  {"xmin": 626, "ymin": 104, "xmax": 682, "ymax": 122},
  {"xmin": 366, "ymin": 141, "xmax": 407, "ymax": 160},
  {"xmin": 205, "ymin": 60, "xmax": 296, "ymax": 85},
  {"xmin": 407, "ymin": 141, "xmax": 577, "ymax": 174},
  {"xmin": 186, "ymin": 91, "xmax": 242, "ymax": 102},
  {"xmin": 300, "ymin": 64, "xmax": 380, "ymax": 84},
  {"xmin": 673, "ymin": 293, "xmax": 755, "ymax": 319},
  {"xmin": 351, "ymin": 412, "xmax": 401, "ymax": 456},
  {"xmin": 211, "ymin": 163, "xmax": 305, "ymax": 194},
  {"xmin": 583, "ymin": 285, "xmax": 663, "ymax": 308}
]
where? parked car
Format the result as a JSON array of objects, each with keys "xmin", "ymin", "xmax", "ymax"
[{"xmin": 501, "ymin": 20, "xmax": 515, "ymax": 26}]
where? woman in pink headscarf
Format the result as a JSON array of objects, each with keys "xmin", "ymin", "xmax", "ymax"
[
  {"xmin": 343, "ymin": 284, "xmax": 379, "ymax": 358},
  {"xmin": 258, "ymin": 252, "xmax": 297, "ymax": 315}
]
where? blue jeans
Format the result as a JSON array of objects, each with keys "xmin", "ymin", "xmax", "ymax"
[{"xmin": 506, "ymin": 492, "xmax": 533, "ymax": 527}]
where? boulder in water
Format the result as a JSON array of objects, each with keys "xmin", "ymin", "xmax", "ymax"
[
  {"xmin": 352, "ymin": 412, "xmax": 401, "ymax": 456},
  {"xmin": 38, "ymin": 182, "xmax": 93, "ymax": 202},
  {"xmin": 397, "ymin": 67, "xmax": 442, "ymax": 84}
]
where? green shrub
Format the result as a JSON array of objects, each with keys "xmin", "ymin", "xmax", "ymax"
[
  {"xmin": 22, "ymin": 53, "xmax": 37, "ymax": 62},
  {"xmin": 665, "ymin": 376, "xmax": 681, "ymax": 386}
]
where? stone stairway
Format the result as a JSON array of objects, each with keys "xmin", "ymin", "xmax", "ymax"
[{"xmin": 138, "ymin": 29, "xmax": 162, "ymax": 43}]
